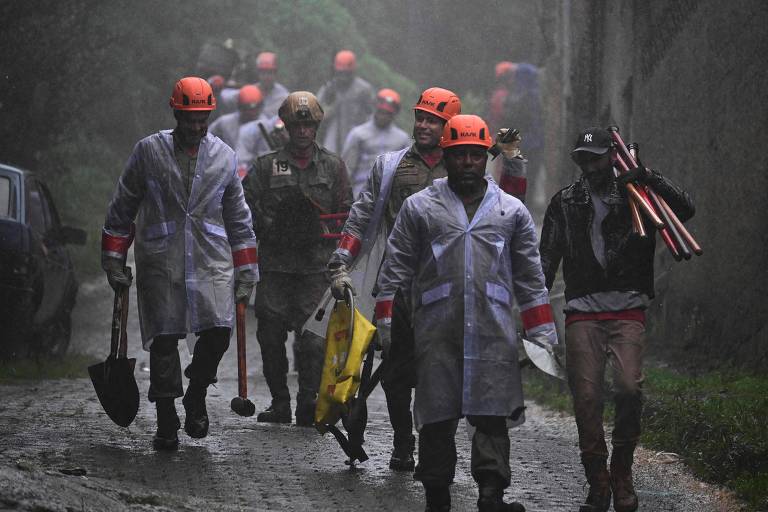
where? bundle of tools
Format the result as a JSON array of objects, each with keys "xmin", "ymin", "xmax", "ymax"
[{"xmin": 609, "ymin": 126, "xmax": 702, "ymax": 261}]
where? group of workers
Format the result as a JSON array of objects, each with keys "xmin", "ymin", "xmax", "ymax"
[{"xmin": 101, "ymin": 48, "xmax": 694, "ymax": 512}]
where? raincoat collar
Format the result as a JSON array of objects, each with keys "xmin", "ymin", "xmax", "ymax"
[{"xmin": 434, "ymin": 176, "xmax": 499, "ymax": 229}]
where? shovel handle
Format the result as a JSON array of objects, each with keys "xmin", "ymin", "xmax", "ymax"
[
  {"xmin": 236, "ymin": 302, "xmax": 248, "ymax": 399},
  {"xmin": 117, "ymin": 267, "xmax": 132, "ymax": 359},
  {"xmin": 110, "ymin": 290, "xmax": 121, "ymax": 358}
]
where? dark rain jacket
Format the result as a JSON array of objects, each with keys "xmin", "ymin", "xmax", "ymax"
[{"xmin": 539, "ymin": 170, "xmax": 695, "ymax": 301}]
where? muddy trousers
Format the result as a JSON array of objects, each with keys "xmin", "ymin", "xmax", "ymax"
[
  {"xmin": 256, "ymin": 316, "xmax": 324, "ymax": 406},
  {"xmin": 147, "ymin": 327, "xmax": 231, "ymax": 402},
  {"xmin": 380, "ymin": 292, "xmax": 416, "ymax": 450},
  {"xmin": 414, "ymin": 416, "xmax": 511, "ymax": 488},
  {"xmin": 565, "ymin": 319, "xmax": 645, "ymax": 457}
]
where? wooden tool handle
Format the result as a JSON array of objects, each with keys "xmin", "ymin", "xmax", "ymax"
[{"xmin": 236, "ymin": 302, "xmax": 248, "ymax": 399}]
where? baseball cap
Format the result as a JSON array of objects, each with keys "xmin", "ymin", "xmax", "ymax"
[{"xmin": 572, "ymin": 127, "xmax": 613, "ymax": 155}]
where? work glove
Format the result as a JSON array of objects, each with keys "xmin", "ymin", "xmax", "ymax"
[
  {"xmin": 234, "ymin": 265, "xmax": 259, "ymax": 304},
  {"xmin": 234, "ymin": 280, "xmax": 255, "ymax": 304},
  {"xmin": 488, "ymin": 128, "xmax": 523, "ymax": 159},
  {"xmin": 375, "ymin": 320, "xmax": 392, "ymax": 358},
  {"xmin": 617, "ymin": 164, "xmax": 654, "ymax": 186},
  {"xmin": 329, "ymin": 264, "xmax": 355, "ymax": 300},
  {"xmin": 103, "ymin": 257, "xmax": 132, "ymax": 291}
]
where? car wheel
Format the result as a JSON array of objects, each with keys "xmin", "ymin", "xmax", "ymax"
[{"xmin": 44, "ymin": 310, "xmax": 72, "ymax": 359}]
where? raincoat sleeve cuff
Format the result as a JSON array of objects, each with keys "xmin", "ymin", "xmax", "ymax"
[
  {"xmin": 232, "ymin": 245, "xmax": 259, "ymax": 282},
  {"xmin": 375, "ymin": 296, "xmax": 394, "ymax": 325},
  {"xmin": 336, "ymin": 233, "xmax": 362, "ymax": 261},
  {"xmin": 520, "ymin": 300, "xmax": 557, "ymax": 344},
  {"xmin": 101, "ymin": 227, "xmax": 134, "ymax": 264}
]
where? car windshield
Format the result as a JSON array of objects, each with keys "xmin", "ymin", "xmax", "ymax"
[{"xmin": 0, "ymin": 176, "xmax": 14, "ymax": 219}]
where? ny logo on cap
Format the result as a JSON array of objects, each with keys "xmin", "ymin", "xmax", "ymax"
[
  {"xmin": 298, "ymin": 96, "xmax": 308, "ymax": 106},
  {"xmin": 584, "ymin": 134, "xmax": 593, "ymax": 143}
]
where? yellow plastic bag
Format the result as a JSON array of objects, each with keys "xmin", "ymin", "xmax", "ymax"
[{"xmin": 315, "ymin": 300, "xmax": 376, "ymax": 429}]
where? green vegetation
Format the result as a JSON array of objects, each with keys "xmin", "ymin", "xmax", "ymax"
[
  {"xmin": 523, "ymin": 366, "xmax": 768, "ymax": 510},
  {"xmin": 0, "ymin": 353, "xmax": 98, "ymax": 382}
]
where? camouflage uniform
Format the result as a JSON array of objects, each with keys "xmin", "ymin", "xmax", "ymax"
[{"xmin": 243, "ymin": 144, "xmax": 352, "ymax": 414}]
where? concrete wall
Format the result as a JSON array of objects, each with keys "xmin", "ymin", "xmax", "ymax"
[{"xmin": 541, "ymin": 0, "xmax": 768, "ymax": 369}]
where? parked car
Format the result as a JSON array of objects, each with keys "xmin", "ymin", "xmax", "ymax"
[{"xmin": 0, "ymin": 162, "xmax": 86, "ymax": 359}]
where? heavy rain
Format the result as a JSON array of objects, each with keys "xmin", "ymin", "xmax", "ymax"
[{"xmin": 0, "ymin": 1, "xmax": 766, "ymax": 511}]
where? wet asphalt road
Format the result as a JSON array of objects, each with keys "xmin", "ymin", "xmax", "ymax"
[{"xmin": 0, "ymin": 275, "xmax": 744, "ymax": 511}]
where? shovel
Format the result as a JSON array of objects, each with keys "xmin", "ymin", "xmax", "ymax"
[
  {"xmin": 230, "ymin": 302, "xmax": 255, "ymax": 416},
  {"xmin": 88, "ymin": 268, "xmax": 139, "ymax": 427}
]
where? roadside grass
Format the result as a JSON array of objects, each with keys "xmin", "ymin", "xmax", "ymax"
[
  {"xmin": 0, "ymin": 353, "xmax": 98, "ymax": 382},
  {"xmin": 522, "ymin": 366, "xmax": 768, "ymax": 511}
]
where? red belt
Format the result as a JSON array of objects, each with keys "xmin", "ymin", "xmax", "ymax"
[{"xmin": 565, "ymin": 308, "xmax": 645, "ymax": 326}]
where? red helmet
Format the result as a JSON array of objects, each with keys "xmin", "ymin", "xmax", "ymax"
[
  {"xmin": 334, "ymin": 50, "xmax": 357, "ymax": 71},
  {"xmin": 169, "ymin": 77, "xmax": 216, "ymax": 111},
  {"xmin": 376, "ymin": 88, "xmax": 401, "ymax": 113},
  {"xmin": 413, "ymin": 87, "xmax": 461, "ymax": 121},
  {"xmin": 495, "ymin": 61, "xmax": 517, "ymax": 80},
  {"xmin": 238, "ymin": 85, "xmax": 264, "ymax": 108},
  {"xmin": 440, "ymin": 115, "xmax": 493, "ymax": 149},
  {"xmin": 256, "ymin": 52, "xmax": 278, "ymax": 70}
]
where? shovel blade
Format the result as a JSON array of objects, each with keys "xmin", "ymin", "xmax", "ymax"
[{"xmin": 88, "ymin": 357, "xmax": 139, "ymax": 427}]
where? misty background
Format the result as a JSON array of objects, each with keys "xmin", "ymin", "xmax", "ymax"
[{"xmin": 1, "ymin": 0, "xmax": 766, "ymax": 371}]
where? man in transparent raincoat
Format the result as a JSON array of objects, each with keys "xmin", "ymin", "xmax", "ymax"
[
  {"xmin": 102, "ymin": 77, "xmax": 258, "ymax": 450},
  {"xmin": 375, "ymin": 115, "xmax": 558, "ymax": 512}
]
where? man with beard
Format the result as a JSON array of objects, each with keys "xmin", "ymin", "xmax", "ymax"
[
  {"xmin": 539, "ymin": 127, "xmax": 695, "ymax": 512},
  {"xmin": 102, "ymin": 77, "xmax": 258, "ymax": 450},
  {"xmin": 242, "ymin": 91, "xmax": 352, "ymax": 426},
  {"xmin": 375, "ymin": 114, "xmax": 556, "ymax": 511}
]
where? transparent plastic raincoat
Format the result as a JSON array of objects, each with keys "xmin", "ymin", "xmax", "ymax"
[
  {"xmin": 102, "ymin": 131, "xmax": 258, "ymax": 348},
  {"xmin": 376, "ymin": 176, "xmax": 557, "ymax": 428}
]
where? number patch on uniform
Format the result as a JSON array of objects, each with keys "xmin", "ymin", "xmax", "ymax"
[{"xmin": 271, "ymin": 160, "xmax": 292, "ymax": 176}]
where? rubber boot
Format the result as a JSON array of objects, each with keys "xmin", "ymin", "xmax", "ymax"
[
  {"xmin": 152, "ymin": 399, "xmax": 180, "ymax": 451},
  {"xmin": 424, "ymin": 485, "xmax": 451, "ymax": 512},
  {"xmin": 182, "ymin": 380, "xmax": 209, "ymax": 438},
  {"xmin": 610, "ymin": 446, "xmax": 638, "ymax": 512},
  {"xmin": 257, "ymin": 399, "xmax": 292, "ymax": 423},
  {"xmin": 579, "ymin": 455, "xmax": 611, "ymax": 512},
  {"xmin": 390, "ymin": 434, "xmax": 416, "ymax": 471},
  {"xmin": 477, "ymin": 474, "xmax": 525, "ymax": 512}
]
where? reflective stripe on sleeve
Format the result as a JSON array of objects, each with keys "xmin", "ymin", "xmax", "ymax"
[
  {"xmin": 101, "ymin": 229, "xmax": 132, "ymax": 259},
  {"xmin": 337, "ymin": 233, "xmax": 362, "ymax": 259},
  {"xmin": 521, "ymin": 303, "xmax": 554, "ymax": 331},
  {"xmin": 499, "ymin": 175, "xmax": 527, "ymax": 198},
  {"xmin": 232, "ymin": 247, "xmax": 259, "ymax": 269}
]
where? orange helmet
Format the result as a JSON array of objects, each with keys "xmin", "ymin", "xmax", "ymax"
[
  {"xmin": 334, "ymin": 50, "xmax": 357, "ymax": 71},
  {"xmin": 495, "ymin": 61, "xmax": 517, "ymax": 80},
  {"xmin": 169, "ymin": 76, "xmax": 216, "ymax": 111},
  {"xmin": 256, "ymin": 51, "xmax": 278, "ymax": 70},
  {"xmin": 440, "ymin": 114, "xmax": 493, "ymax": 149},
  {"xmin": 413, "ymin": 87, "xmax": 461, "ymax": 122},
  {"xmin": 238, "ymin": 85, "xmax": 263, "ymax": 109},
  {"xmin": 207, "ymin": 75, "xmax": 225, "ymax": 93},
  {"xmin": 376, "ymin": 88, "xmax": 401, "ymax": 113}
]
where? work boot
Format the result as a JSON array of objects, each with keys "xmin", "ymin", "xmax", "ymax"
[
  {"xmin": 182, "ymin": 380, "xmax": 209, "ymax": 439},
  {"xmin": 257, "ymin": 400, "xmax": 291, "ymax": 423},
  {"xmin": 610, "ymin": 446, "xmax": 639, "ymax": 512},
  {"xmin": 295, "ymin": 400, "xmax": 316, "ymax": 427},
  {"xmin": 152, "ymin": 399, "xmax": 180, "ymax": 451},
  {"xmin": 424, "ymin": 485, "xmax": 450, "ymax": 512},
  {"xmin": 389, "ymin": 434, "xmax": 416, "ymax": 471},
  {"xmin": 579, "ymin": 455, "xmax": 611, "ymax": 512},
  {"xmin": 477, "ymin": 475, "xmax": 525, "ymax": 512}
]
